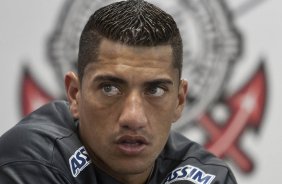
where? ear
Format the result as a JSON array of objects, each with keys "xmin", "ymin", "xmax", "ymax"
[
  {"xmin": 65, "ymin": 71, "xmax": 80, "ymax": 119},
  {"xmin": 173, "ymin": 79, "xmax": 188, "ymax": 122}
]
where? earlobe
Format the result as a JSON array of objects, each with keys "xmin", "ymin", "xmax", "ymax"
[
  {"xmin": 173, "ymin": 79, "xmax": 188, "ymax": 122},
  {"xmin": 64, "ymin": 71, "xmax": 80, "ymax": 118}
]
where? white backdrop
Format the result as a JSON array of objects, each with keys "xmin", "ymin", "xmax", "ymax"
[{"xmin": 1, "ymin": 0, "xmax": 281, "ymax": 183}]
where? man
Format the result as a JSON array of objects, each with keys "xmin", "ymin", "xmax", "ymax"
[{"xmin": 0, "ymin": 0, "xmax": 237, "ymax": 183}]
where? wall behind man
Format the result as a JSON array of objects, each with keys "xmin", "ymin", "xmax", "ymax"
[{"xmin": 0, "ymin": 0, "xmax": 281, "ymax": 183}]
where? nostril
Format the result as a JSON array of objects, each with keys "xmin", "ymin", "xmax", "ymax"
[
  {"xmin": 121, "ymin": 124, "xmax": 131, "ymax": 130},
  {"xmin": 120, "ymin": 122, "xmax": 145, "ymax": 131},
  {"xmin": 118, "ymin": 95, "xmax": 148, "ymax": 130}
]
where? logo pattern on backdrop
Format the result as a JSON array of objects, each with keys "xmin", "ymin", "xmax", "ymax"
[{"xmin": 21, "ymin": 0, "xmax": 267, "ymax": 173}]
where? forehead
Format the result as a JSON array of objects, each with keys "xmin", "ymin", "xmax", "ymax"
[
  {"xmin": 83, "ymin": 39, "xmax": 180, "ymax": 84},
  {"xmin": 96, "ymin": 39, "xmax": 173, "ymax": 68}
]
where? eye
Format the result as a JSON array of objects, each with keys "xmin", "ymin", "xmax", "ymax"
[
  {"xmin": 146, "ymin": 86, "xmax": 165, "ymax": 97},
  {"xmin": 101, "ymin": 84, "xmax": 121, "ymax": 96}
]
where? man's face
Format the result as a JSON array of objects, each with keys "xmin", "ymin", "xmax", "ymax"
[{"xmin": 65, "ymin": 39, "xmax": 187, "ymax": 182}]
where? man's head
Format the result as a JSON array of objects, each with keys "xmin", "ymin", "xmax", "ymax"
[
  {"xmin": 65, "ymin": 0, "xmax": 187, "ymax": 183},
  {"xmin": 78, "ymin": 0, "xmax": 183, "ymax": 82}
]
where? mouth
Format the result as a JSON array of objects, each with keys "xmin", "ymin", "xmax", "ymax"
[{"xmin": 115, "ymin": 135, "xmax": 149, "ymax": 155}]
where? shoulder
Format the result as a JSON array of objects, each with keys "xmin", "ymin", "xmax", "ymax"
[
  {"xmin": 0, "ymin": 161, "xmax": 73, "ymax": 184},
  {"xmin": 156, "ymin": 131, "xmax": 237, "ymax": 184},
  {"xmin": 0, "ymin": 101, "xmax": 81, "ymax": 178}
]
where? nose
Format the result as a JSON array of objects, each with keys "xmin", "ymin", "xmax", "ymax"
[{"xmin": 118, "ymin": 91, "xmax": 148, "ymax": 131}]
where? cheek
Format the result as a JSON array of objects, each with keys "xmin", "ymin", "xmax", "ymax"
[
  {"xmin": 148, "ymin": 98, "xmax": 178, "ymax": 122},
  {"xmin": 78, "ymin": 109, "xmax": 113, "ymax": 158},
  {"xmin": 150, "ymin": 121, "xmax": 171, "ymax": 158},
  {"xmin": 147, "ymin": 99, "xmax": 177, "ymax": 144},
  {"xmin": 79, "ymin": 105, "xmax": 111, "ymax": 136},
  {"xmin": 147, "ymin": 103, "xmax": 175, "ymax": 135},
  {"xmin": 78, "ymin": 98, "xmax": 112, "ymax": 142}
]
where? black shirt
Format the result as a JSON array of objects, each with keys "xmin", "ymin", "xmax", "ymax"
[{"xmin": 0, "ymin": 101, "xmax": 237, "ymax": 183}]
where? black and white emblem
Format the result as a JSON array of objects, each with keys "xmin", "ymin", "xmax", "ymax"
[{"xmin": 48, "ymin": 0, "xmax": 241, "ymax": 131}]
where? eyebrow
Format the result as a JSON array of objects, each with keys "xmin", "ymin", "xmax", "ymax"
[
  {"xmin": 93, "ymin": 75, "xmax": 127, "ymax": 84},
  {"xmin": 93, "ymin": 74, "xmax": 174, "ymax": 86},
  {"xmin": 144, "ymin": 79, "xmax": 174, "ymax": 87}
]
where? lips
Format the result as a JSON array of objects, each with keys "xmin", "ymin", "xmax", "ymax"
[{"xmin": 115, "ymin": 135, "xmax": 149, "ymax": 155}]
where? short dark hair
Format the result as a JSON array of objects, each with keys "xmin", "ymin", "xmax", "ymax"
[{"xmin": 78, "ymin": 0, "xmax": 183, "ymax": 82}]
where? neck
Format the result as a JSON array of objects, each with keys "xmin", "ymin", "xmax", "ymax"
[
  {"xmin": 104, "ymin": 163, "xmax": 154, "ymax": 184},
  {"xmin": 118, "ymin": 164, "xmax": 154, "ymax": 184},
  {"xmin": 89, "ymin": 151, "xmax": 155, "ymax": 184}
]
